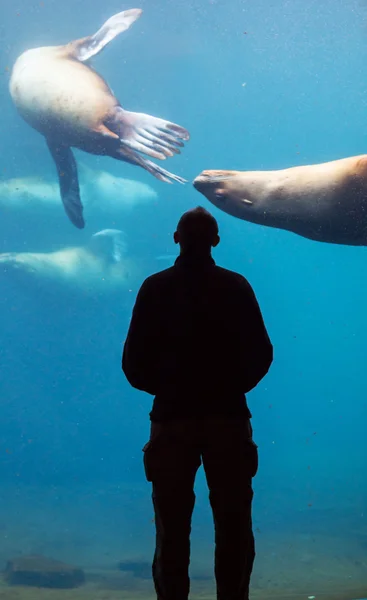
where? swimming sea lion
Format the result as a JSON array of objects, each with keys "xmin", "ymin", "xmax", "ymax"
[
  {"xmin": 0, "ymin": 229, "xmax": 136, "ymax": 294},
  {"xmin": 193, "ymin": 155, "xmax": 367, "ymax": 246},
  {"xmin": 9, "ymin": 9, "xmax": 189, "ymax": 229},
  {"xmin": 0, "ymin": 167, "xmax": 157, "ymax": 226}
]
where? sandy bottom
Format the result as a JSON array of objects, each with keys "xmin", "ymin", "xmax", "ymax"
[
  {"xmin": 0, "ymin": 573, "xmax": 366, "ymax": 600},
  {"xmin": 0, "ymin": 482, "xmax": 366, "ymax": 600}
]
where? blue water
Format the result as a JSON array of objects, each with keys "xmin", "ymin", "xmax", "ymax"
[{"xmin": 1, "ymin": 0, "xmax": 367, "ymax": 598}]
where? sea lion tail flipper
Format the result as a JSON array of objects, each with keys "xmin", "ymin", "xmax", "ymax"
[
  {"xmin": 138, "ymin": 159, "xmax": 187, "ymax": 184},
  {"xmin": 46, "ymin": 140, "xmax": 85, "ymax": 229},
  {"xmin": 71, "ymin": 9, "xmax": 143, "ymax": 62},
  {"xmin": 105, "ymin": 107, "xmax": 190, "ymax": 162},
  {"xmin": 113, "ymin": 146, "xmax": 187, "ymax": 184}
]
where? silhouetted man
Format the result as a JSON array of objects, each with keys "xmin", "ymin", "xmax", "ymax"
[{"xmin": 122, "ymin": 206, "xmax": 273, "ymax": 600}]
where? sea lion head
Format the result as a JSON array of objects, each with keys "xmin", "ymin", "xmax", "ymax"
[
  {"xmin": 88, "ymin": 228, "xmax": 127, "ymax": 265},
  {"xmin": 193, "ymin": 170, "xmax": 255, "ymax": 220}
]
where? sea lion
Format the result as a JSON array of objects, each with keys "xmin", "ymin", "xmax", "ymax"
[
  {"xmin": 0, "ymin": 167, "xmax": 157, "ymax": 224},
  {"xmin": 193, "ymin": 155, "xmax": 367, "ymax": 246},
  {"xmin": 0, "ymin": 229, "xmax": 136, "ymax": 294},
  {"xmin": 9, "ymin": 9, "xmax": 189, "ymax": 229}
]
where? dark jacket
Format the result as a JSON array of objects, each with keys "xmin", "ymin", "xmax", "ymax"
[{"xmin": 122, "ymin": 254, "xmax": 273, "ymax": 422}]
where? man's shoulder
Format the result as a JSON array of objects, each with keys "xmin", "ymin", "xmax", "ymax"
[
  {"xmin": 139, "ymin": 266, "xmax": 176, "ymax": 290},
  {"xmin": 214, "ymin": 265, "xmax": 250, "ymax": 287},
  {"xmin": 140, "ymin": 263, "xmax": 251, "ymax": 292}
]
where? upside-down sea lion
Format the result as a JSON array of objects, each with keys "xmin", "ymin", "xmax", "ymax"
[
  {"xmin": 9, "ymin": 8, "xmax": 189, "ymax": 229},
  {"xmin": 193, "ymin": 155, "xmax": 367, "ymax": 246}
]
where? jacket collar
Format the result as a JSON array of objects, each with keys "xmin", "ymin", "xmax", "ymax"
[{"xmin": 174, "ymin": 253, "xmax": 215, "ymax": 269}]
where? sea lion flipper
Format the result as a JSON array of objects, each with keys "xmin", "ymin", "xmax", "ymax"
[
  {"xmin": 104, "ymin": 107, "xmax": 189, "ymax": 181},
  {"xmin": 71, "ymin": 9, "xmax": 143, "ymax": 62},
  {"xmin": 113, "ymin": 146, "xmax": 187, "ymax": 184},
  {"xmin": 46, "ymin": 140, "xmax": 85, "ymax": 229}
]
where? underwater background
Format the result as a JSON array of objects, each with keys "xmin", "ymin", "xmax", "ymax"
[{"xmin": 0, "ymin": 0, "xmax": 367, "ymax": 598}]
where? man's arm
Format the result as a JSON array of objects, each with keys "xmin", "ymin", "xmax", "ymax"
[
  {"xmin": 122, "ymin": 278, "xmax": 159, "ymax": 395},
  {"xmin": 239, "ymin": 278, "xmax": 273, "ymax": 393}
]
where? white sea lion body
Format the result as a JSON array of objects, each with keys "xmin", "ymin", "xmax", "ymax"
[
  {"xmin": 193, "ymin": 155, "xmax": 367, "ymax": 246},
  {"xmin": 0, "ymin": 168, "xmax": 157, "ymax": 221},
  {"xmin": 9, "ymin": 9, "xmax": 189, "ymax": 229},
  {"xmin": 0, "ymin": 229, "xmax": 136, "ymax": 294}
]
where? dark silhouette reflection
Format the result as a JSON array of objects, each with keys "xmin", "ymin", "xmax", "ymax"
[{"xmin": 122, "ymin": 207, "xmax": 273, "ymax": 600}]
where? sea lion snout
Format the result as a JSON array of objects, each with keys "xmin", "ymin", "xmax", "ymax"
[
  {"xmin": 193, "ymin": 171, "xmax": 209, "ymax": 192},
  {"xmin": 193, "ymin": 170, "xmax": 231, "ymax": 197},
  {"xmin": 193, "ymin": 170, "xmax": 238, "ymax": 203},
  {"xmin": 194, "ymin": 169, "xmax": 261, "ymax": 222}
]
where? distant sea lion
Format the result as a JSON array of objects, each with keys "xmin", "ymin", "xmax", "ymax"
[
  {"xmin": 193, "ymin": 155, "xmax": 367, "ymax": 246},
  {"xmin": 9, "ymin": 9, "xmax": 189, "ymax": 229},
  {"xmin": 0, "ymin": 167, "xmax": 157, "ymax": 225},
  {"xmin": 0, "ymin": 229, "xmax": 136, "ymax": 294}
]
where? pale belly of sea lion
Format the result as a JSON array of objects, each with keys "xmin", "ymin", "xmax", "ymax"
[{"xmin": 11, "ymin": 49, "xmax": 117, "ymax": 149}]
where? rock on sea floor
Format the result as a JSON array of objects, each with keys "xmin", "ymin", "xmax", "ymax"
[{"xmin": 4, "ymin": 555, "xmax": 85, "ymax": 589}]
